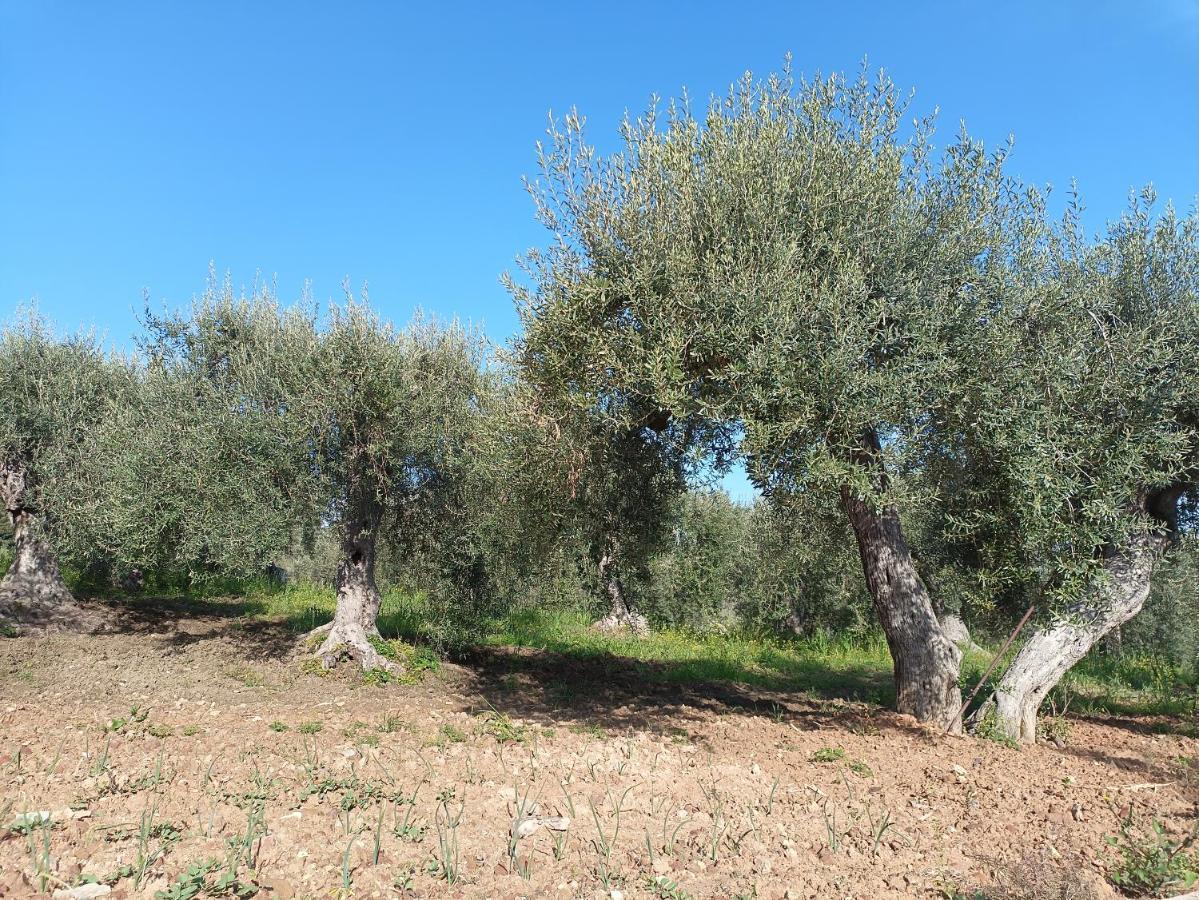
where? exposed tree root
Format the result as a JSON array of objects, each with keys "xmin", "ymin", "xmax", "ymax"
[
  {"xmin": 0, "ymin": 579, "xmax": 99, "ymax": 635},
  {"xmin": 592, "ymin": 609, "xmax": 650, "ymax": 637},
  {"xmin": 304, "ymin": 620, "xmax": 401, "ymax": 674}
]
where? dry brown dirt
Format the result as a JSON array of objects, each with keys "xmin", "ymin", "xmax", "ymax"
[{"xmin": 0, "ymin": 599, "xmax": 1195, "ymax": 899}]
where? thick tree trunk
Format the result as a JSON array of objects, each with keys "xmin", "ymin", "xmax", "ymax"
[
  {"xmin": 305, "ymin": 495, "xmax": 398, "ymax": 673},
  {"xmin": 840, "ymin": 432, "xmax": 963, "ymax": 732},
  {"xmin": 592, "ymin": 537, "xmax": 649, "ymax": 636},
  {"xmin": 981, "ymin": 528, "xmax": 1168, "ymax": 744},
  {"xmin": 0, "ymin": 463, "xmax": 76, "ymax": 632}
]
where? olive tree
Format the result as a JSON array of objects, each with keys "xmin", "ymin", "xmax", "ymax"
[
  {"xmin": 513, "ymin": 64, "xmax": 1011, "ymax": 728},
  {"xmin": 961, "ymin": 192, "xmax": 1199, "ymax": 741},
  {"xmin": 136, "ymin": 278, "xmax": 487, "ymax": 671},
  {"xmin": 0, "ymin": 311, "xmax": 131, "ymax": 630}
]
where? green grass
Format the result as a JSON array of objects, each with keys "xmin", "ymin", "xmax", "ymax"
[
  {"xmin": 1061, "ymin": 651, "xmax": 1196, "ymax": 719},
  {"xmin": 487, "ymin": 606, "xmax": 896, "ymax": 702},
  {"xmin": 99, "ymin": 580, "xmax": 1193, "ymax": 723}
]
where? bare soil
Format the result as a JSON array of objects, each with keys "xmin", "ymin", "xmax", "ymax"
[{"xmin": 0, "ymin": 599, "xmax": 1195, "ymax": 899}]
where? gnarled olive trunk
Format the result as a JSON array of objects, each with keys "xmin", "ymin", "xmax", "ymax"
[
  {"xmin": 306, "ymin": 492, "xmax": 397, "ymax": 672},
  {"xmin": 592, "ymin": 536, "xmax": 649, "ymax": 636},
  {"xmin": 0, "ymin": 462, "xmax": 75, "ymax": 630},
  {"xmin": 982, "ymin": 528, "xmax": 1168, "ymax": 744},
  {"xmin": 840, "ymin": 433, "xmax": 963, "ymax": 732}
]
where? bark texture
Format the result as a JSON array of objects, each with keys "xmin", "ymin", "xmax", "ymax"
[
  {"xmin": 306, "ymin": 494, "xmax": 398, "ymax": 673},
  {"xmin": 0, "ymin": 462, "xmax": 77, "ymax": 632},
  {"xmin": 940, "ymin": 613, "xmax": 983, "ymax": 654},
  {"xmin": 983, "ymin": 527, "xmax": 1168, "ymax": 743},
  {"xmin": 841, "ymin": 432, "xmax": 963, "ymax": 732},
  {"xmin": 592, "ymin": 537, "xmax": 649, "ymax": 636}
]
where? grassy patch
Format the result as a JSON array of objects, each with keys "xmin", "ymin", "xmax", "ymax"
[
  {"xmin": 103, "ymin": 581, "xmax": 1194, "ymax": 726},
  {"xmin": 487, "ymin": 607, "xmax": 894, "ymax": 701}
]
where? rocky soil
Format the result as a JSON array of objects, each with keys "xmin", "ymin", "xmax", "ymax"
[{"xmin": 0, "ymin": 600, "xmax": 1195, "ymax": 898}]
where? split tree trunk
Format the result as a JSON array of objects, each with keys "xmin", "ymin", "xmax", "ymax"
[
  {"xmin": 592, "ymin": 537, "xmax": 649, "ymax": 636},
  {"xmin": 840, "ymin": 432, "xmax": 963, "ymax": 732},
  {"xmin": 0, "ymin": 462, "xmax": 76, "ymax": 632},
  {"xmin": 982, "ymin": 528, "xmax": 1168, "ymax": 744},
  {"xmin": 306, "ymin": 493, "xmax": 398, "ymax": 673}
]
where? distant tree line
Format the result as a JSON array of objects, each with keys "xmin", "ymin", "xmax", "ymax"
[{"xmin": 2, "ymin": 62, "xmax": 1196, "ymax": 744}]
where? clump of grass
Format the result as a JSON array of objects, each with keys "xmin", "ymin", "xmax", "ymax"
[
  {"xmin": 974, "ymin": 711, "xmax": 1020, "ymax": 750},
  {"xmin": 477, "ymin": 710, "xmax": 528, "ymax": 745},
  {"xmin": 269, "ymin": 721, "xmax": 289, "ymax": 733},
  {"xmin": 810, "ymin": 747, "xmax": 845, "ymax": 764},
  {"xmin": 377, "ymin": 713, "xmax": 405, "ymax": 733},
  {"xmin": 222, "ymin": 665, "xmax": 266, "ymax": 688},
  {"xmin": 438, "ymin": 724, "xmax": 467, "ymax": 744},
  {"xmin": 569, "ymin": 723, "xmax": 606, "ymax": 739},
  {"xmin": 848, "ymin": 759, "xmax": 874, "ymax": 778},
  {"xmin": 297, "ymin": 721, "xmax": 323, "ymax": 735},
  {"xmin": 365, "ymin": 636, "xmax": 442, "ymax": 685}
]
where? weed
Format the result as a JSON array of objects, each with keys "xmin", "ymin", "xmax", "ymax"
[
  {"xmin": 430, "ymin": 787, "xmax": 465, "ymax": 884},
  {"xmin": 588, "ymin": 784, "xmax": 633, "ymax": 875},
  {"xmin": 155, "ymin": 857, "xmax": 258, "ymax": 899},
  {"xmin": 1037, "ymin": 715, "xmax": 1072, "ymax": 746},
  {"xmin": 377, "ymin": 713, "xmax": 404, "ymax": 733},
  {"xmin": 848, "ymin": 759, "xmax": 874, "ymax": 778},
  {"xmin": 438, "ymin": 724, "xmax": 467, "ymax": 744},
  {"xmin": 477, "ymin": 709, "xmax": 528, "ymax": 744},
  {"xmin": 569, "ymin": 723, "xmax": 607, "ymax": 739},
  {"xmin": 269, "ymin": 721, "xmax": 289, "ymax": 733},
  {"xmin": 810, "ymin": 747, "xmax": 845, "ymax": 764},
  {"xmin": 1105, "ymin": 809, "xmax": 1199, "ymax": 896},
  {"xmin": 297, "ymin": 721, "xmax": 323, "ymax": 734},
  {"xmin": 181, "ymin": 725, "xmax": 202, "ymax": 736},
  {"xmin": 223, "ymin": 665, "xmax": 265, "ymax": 688},
  {"xmin": 646, "ymin": 874, "xmax": 695, "ymax": 900},
  {"xmin": 363, "ymin": 667, "xmax": 393, "ymax": 686},
  {"xmin": 147, "ymin": 724, "xmax": 174, "ymax": 739}
]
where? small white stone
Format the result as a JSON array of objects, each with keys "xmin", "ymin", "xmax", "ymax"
[{"xmin": 52, "ymin": 886, "xmax": 111, "ymax": 899}]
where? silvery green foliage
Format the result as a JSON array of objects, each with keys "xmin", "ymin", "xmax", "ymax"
[
  {"xmin": 0, "ymin": 310, "xmax": 133, "ymax": 565},
  {"xmin": 935, "ymin": 189, "xmax": 1199, "ymax": 612},
  {"xmin": 69, "ymin": 273, "xmax": 490, "ymax": 586},
  {"xmin": 511, "ymin": 62, "xmax": 1010, "ymax": 511}
]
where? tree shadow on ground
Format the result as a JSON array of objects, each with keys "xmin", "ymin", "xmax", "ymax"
[
  {"xmin": 452, "ymin": 644, "xmax": 929, "ymax": 742},
  {"xmin": 87, "ymin": 593, "xmax": 305, "ymax": 661},
  {"xmin": 82, "ymin": 593, "xmax": 925, "ymax": 738}
]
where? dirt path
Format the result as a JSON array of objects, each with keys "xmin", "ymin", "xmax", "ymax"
[{"xmin": 0, "ymin": 601, "xmax": 1194, "ymax": 898}]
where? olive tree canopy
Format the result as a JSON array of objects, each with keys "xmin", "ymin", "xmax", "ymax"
[
  {"xmin": 0, "ymin": 311, "xmax": 132, "ymax": 631},
  {"xmin": 512, "ymin": 62, "xmax": 1013, "ymax": 728}
]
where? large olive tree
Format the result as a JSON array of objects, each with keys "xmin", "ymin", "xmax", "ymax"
[
  {"xmin": 513, "ymin": 64, "xmax": 1011, "ymax": 729},
  {"xmin": 958, "ymin": 192, "xmax": 1199, "ymax": 741},
  {"xmin": 134, "ymin": 278, "xmax": 488, "ymax": 672},
  {"xmin": 0, "ymin": 312, "xmax": 132, "ymax": 630}
]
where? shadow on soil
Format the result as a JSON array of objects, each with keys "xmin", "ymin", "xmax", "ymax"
[
  {"xmin": 454, "ymin": 643, "xmax": 925, "ymax": 743},
  {"xmin": 81, "ymin": 592, "xmax": 925, "ymax": 741},
  {"xmin": 89, "ymin": 593, "xmax": 305, "ymax": 661}
]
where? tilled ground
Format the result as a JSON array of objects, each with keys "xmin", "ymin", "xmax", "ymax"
[{"xmin": 0, "ymin": 601, "xmax": 1195, "ymax": 899}]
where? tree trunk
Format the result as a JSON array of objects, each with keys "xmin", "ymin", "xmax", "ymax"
[
  {"xmin": 0, "ymin": 462, "xmax": 76, "ymax": 632},
  {"xmin": 592, "ymin": 537, "xmax": 649, "ymax": 636},
  {"xmin": 981, "ymin": 528, "xmax": 1168, "ymax": 744},
  {"xmin": 305, "ymin": 493, "xmax": 398, "ymax": 673},
  {"xmin": 840, "ymin": 432, "xmax": 963, "ymax": 732}
]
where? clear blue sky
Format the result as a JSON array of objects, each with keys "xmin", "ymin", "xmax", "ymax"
[{"xmin": 3, "ymin": 1, "xmax": 1197, "ymax": 499}]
